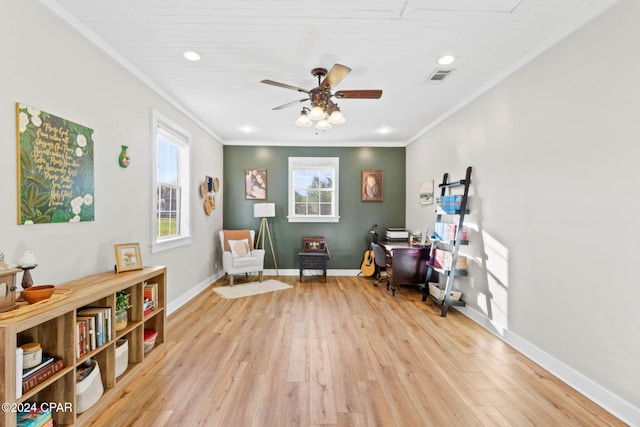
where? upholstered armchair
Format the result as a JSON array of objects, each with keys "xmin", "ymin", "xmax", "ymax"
[{"xmin": 219, "ymin": 230, "xmax": 265, "ymax": 286}]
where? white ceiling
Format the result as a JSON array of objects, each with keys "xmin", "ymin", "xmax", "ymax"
[{"xmin": 41, "ymin": 0, "xmax": 618, "ymax": 146}]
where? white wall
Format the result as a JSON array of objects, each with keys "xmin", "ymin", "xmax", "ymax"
[
  {"xmin": 406, "ymin": 0, "xmax": 639, "ymax": 422},
  {"xmin": 0, "ymin": 2, "xmax": 224, "ymax": 308}
]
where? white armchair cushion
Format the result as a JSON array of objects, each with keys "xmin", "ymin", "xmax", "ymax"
[
  {"xmin": 232, "ymin": 255, "xmax": 261, "ymax": 268},
  {"xmin": 229, "ymin": 239, "xmax": 251, "ymax": 258}
]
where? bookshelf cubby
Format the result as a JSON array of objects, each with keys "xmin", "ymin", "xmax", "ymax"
[{"xmin": 0, "ymin": 266, "xmax": 166, "ymax": 426}]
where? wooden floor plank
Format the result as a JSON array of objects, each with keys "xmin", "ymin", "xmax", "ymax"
[
  {"xmin": 287, "ymin": 336, "xmax": 309, "ymax": 383},
  {"xmin": 357, "ymin": 379, "xmax": 399, "ymax": 427},
  {"xmin": 326, "ymin": 333, "xmax": 365, "ymax": 414},
  {"xmin": 253, "ymin": 337, "xmax": 292, "ymax": 427},
  {"xmin": 309, "ymin": 338, "xmax": 338, "ymax": 425}
]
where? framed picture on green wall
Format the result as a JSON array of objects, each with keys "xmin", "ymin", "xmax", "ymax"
[
  {"xmin": 245, "ymin": 169, "xmax": 267, "ymax": 200},
  {"xmin": 362, "ymin": 170, "xmax": 383, "ymax": 201}
]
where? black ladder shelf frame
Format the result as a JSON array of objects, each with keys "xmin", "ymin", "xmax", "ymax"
[{"xmin": 422, "ymin": 166, "xmax": 472, "ymax": 317}]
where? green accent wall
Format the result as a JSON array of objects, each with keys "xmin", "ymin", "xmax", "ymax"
[{"xmin": 223, "ymin": 146, "xmax": 405, "ymax": 269}]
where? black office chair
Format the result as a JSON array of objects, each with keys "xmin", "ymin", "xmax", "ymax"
[{"xmin": 371, "ymin": 242, "xmax": 390, "ymax": 289}]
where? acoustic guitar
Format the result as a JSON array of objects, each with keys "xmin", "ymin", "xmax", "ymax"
[{"xmin": 359, "ymin": 224, "xmax": 378, "ymax": 277}]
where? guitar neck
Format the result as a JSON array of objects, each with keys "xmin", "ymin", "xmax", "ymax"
[{"xmin": 368, "ymin": 224, "xmax": 379, "ymax": 246}]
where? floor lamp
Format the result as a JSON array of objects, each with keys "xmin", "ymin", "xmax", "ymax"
[{"xmin": 254, "ymin": 202, "xmax": 278, "ymax": 274}]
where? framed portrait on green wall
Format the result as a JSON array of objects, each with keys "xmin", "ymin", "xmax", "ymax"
[
  {"xmin": 362, "ymin": 170, "xmax": 383, "ymax": 201},
  {"xmin": 245, "ymin": 168, "xmax": 267, "ymax": 200}
]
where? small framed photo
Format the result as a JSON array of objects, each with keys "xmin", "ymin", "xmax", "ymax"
[
  {"xmin": 245, "ymin": 169, "xmax": 267, "ymax": 200},
  {"xmin": 362, "ymin": 170, "xmax": 383, "ymax": 201},
  {"xmin": 420, "ymin": 180, "xmax": 434, "ymax": 205},
  {"xmin": 114, "ymin": 243, "xmax": 143, "ymax": 273}
]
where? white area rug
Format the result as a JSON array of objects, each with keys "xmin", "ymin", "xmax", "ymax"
[{"xmin": 213, "ymin": 279, "xmax": 292, "ymax": 299}]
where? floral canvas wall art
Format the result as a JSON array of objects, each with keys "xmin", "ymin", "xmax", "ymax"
[{"xmin": 16, "ymin": 103, "xmax": 95, "ymax": 224}]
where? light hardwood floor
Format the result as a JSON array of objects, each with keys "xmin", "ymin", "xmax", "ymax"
[{"xmin": 83, "ymin": 276, "xmax": 624, "ymax": 426}]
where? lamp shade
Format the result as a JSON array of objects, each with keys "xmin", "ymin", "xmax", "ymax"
[
  {"xmin": 328, "ymin": 109, "xmax": 346, "ymax": 124},
  {"xmin": 254, "ymin": 202, "xmax": 275, "ymax": 218},
  {"xmin": 308, "ymin": 106, "xmax": 326, "ymax": 121},
  {"xmin": 295, "ymin": 111, "xmax": 312, "ymax": 127},
  {"xmin": 315, "ymin": 119, "xmax": 332, "ymax": 130}
]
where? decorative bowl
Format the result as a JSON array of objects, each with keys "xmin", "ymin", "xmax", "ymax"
[{"xmin": 21, "ymin": 285, "xmax": 55, "ymax": 304}]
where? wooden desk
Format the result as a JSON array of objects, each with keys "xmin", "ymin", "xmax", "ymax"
[
  {"xmin": 382, "ymin": 242, "xmax": 431, "ymax": 296},
  {"xmin": 298, "ymin": 252, "xmax": 329, "ymax": 282}
]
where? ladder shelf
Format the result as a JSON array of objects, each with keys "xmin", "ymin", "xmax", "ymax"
[{"xmin": 422, "ymin": 166, "xmax": 472, "ymax": 317}]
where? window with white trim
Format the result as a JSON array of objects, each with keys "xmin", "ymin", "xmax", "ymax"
[
  {"xmin": 151, "ymin": 111, "xmax": 191, "ymax": 252},
  {"xmin": 288, "ymin": 157, "xmax": 339, "ymax": 223}
]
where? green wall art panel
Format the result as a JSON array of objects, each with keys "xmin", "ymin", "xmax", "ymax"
[{"xmin": 16, "ymin": 103, "xmax": 95, "ymax": 224}]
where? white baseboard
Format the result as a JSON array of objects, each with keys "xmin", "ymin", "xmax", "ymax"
[
  {"xmin": 264, "ymin": 268, "xmax": 361, "ymax": 276},
  {"xmin": 167, "ymin": 271, "xmax": 223, "ymax": 315},
  {"xmin": 457, "ymin": 306, "xmax": 640, "ymax": 426}
]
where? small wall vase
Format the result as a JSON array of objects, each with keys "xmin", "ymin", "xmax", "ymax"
[{"xmin": 118, "ymin": 146, "xmax": 130, "ymax": 168}]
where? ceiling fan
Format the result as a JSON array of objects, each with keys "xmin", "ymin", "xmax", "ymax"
[{"xmin": 261, "ymin": 63, "xmax": 383, "ymax": 129}]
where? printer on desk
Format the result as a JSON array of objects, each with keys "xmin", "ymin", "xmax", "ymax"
[{"xmin": 385, "ymin": 228, "xmax": 409, "ymax": 242}]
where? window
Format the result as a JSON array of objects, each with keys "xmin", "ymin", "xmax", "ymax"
[
  {"xmin": 151, "ymin": 110, "xmax": 191, "ymax": 252},
  {"xmin": 288, "ymin": 157, "xmax": 339, "ymax": 223}
]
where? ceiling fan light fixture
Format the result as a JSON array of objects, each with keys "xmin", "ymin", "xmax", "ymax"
[
  {"xmin": 308, "ymin": 105, "xmax": 326, "ymax": 121},
  {"xmin": 261, "ymin": 63, "xmax": 383, "ymax": 131},
  {"xmin": 295, "ymin": 109, "xmax": 312, "ymax": 127},
  {"xmin": 328, "ymin": 109, "xmax": 346, "ymax": 124},
  {"xmin": 315, "ymin": 119, "xmax": 332, "ymax": 130}
]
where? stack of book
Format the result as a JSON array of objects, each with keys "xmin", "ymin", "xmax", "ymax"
[
  {"xmin": 433, "ymin": 222, "xmax": 468, "ymax": 242},
  {"xmin": 76, "ymin": 306, "xmax": 112, "ymax": 357},
  {"xmin": 21, "ymin": 354, "xmax": 65, "ymax": 394},
  {"xmin": 439, "ymin": 195, "xmax": 464, "ymax": 214},
  {"xmin": 17, "ymin": 406, "xmax": 53, "ymax": 427},
  {"xmin": 433, "ymin": 249, "xmax": 468, "ymax": 271},
  {"xmin": 144, "ymin": 282, "xmax": 158, "ymax": 316},
  {"xmin": 385, "ymin": 228, "xmax": 409, "ymax": 242}
]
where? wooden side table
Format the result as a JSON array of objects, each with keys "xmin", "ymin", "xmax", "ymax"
[{"xmin": 298, "ymin": 252, "xmax": 329, "ymax": 282}]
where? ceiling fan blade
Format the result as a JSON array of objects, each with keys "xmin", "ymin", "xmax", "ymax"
[
  {"xmin": 272, "ymin": 98, "xmax": 308, "ymax": 110},
  {"xmin": 334, "ymin": 89, "xmax": 383, "ymax": 99},
  {"xmin": 261, "ymin": 79, "xmax": 309, "ymax": 93},
  {"xmin": 320, "ymin": 64, "xmax": 351, "ymax": 90}
]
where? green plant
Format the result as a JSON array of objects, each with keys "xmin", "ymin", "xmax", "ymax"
[{"xmin": 116, "ymin": 290, "xmax": 131, "ymax": 312}]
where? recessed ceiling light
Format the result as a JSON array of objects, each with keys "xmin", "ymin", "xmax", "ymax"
[
  {"xmin": 240, "ymin": 125, "xmax": 255, "ymax": 133},
  {"xmin": 437, "ymin": 55, "xmax": 456, "ymax": 65},
  {"xmin": 183, "ymin": 51, "xmax": 201, "ymax": 61},
  {"xmin": 376, "ymin": 126, "xmax": 392, "ymax": 135}
]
